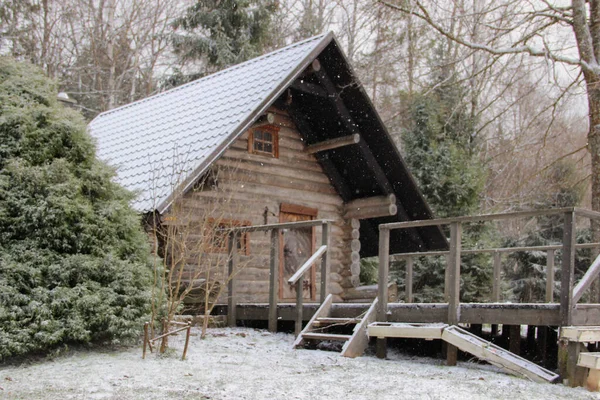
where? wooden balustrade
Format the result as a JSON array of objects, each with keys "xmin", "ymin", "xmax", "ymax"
[
  {"xmin": 377, "ymin": 207, "xmax": 600, "ymax": 363},
  {"xmin": 224, "ymin": 219, "xmax": 333, "ymax": 334}
]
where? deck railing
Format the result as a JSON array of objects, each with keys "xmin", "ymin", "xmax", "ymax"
[
  {"xmin": 377, "ymin": 207, "xmax": 600, "ymax": 361},
  {"xmin": 225, "ymin": 219, "xmax": 332, "ymax": 333}
]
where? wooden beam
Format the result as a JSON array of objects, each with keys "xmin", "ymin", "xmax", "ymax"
[
  {"xmin": 227, "ymin": 233, "xmax": 238, "ymax": 327},
  {"xmin": 446, "ymin": 222, "xmax": 462, "ymax": 366},
  {"xmin": 377, "ymin": 227, "xmax": 390, "ymax": 359},
  {"xmin": 320, "ymin": 222, "xmax": 331, "ymax": 303},
  {"xmin": 492, "ymin": 252, "xmax": 502, "ymax": 302},
  {"xmin": 406, "ymin": 256, "xmax": 414, "ymax": 303},
  {"xmin": 290, "ymin": 80, "xmax": 328, "ymax": 98},
  {"xmin": 345, "ymin": 194, "xmax": 396, "ymax": 210},
  {"xmin": 286, "ymin": 103, "xmax": 352, "ymax": 201},
  {"xmin": 305, "ymin": 134, "xmax": 360, "ymax": 154},
  {"xmin": 295, "ymin": 279, "xmax": 303, "ymax": 336},
  {"xmin": 573, "ymin": 253, "xmax": 600, "ymax": 304},
  {"xmin": 561, "ymin": 211, "xmax": 576, "ymax": 326},
  {"xmin": 546, "ymin": 249, "xmax": 555, "ymax": 303},
  {"xmin": 288, "ymin": 245, "xmax": 328, "ymax": 285},
  {"xmin": 344, "ymin": 204, "xmax": 397, "ymax": 220},
  {"xmin": 268, "ymin": 229, "xmax": 279, "ymax": 332}
]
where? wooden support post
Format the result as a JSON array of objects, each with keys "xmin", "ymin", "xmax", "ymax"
[
  {"xmin": 182, "ymin": 322, "xmax": 191, "ymax": 361},
  {"xmin": 546, "ymin": 249, "xmax": 555, "ymax": 303},
  {"xmin": 564, "ymin": 341, "xmax": 587, "ymax": 387},
  {"xmin": 376, "ymin": 227, "xmax": 390, "ymax": 359},
  {"xmin": 406, "ymin": 256, "xmax": 413, "ymax": 303},
  {"xmin": 509, "ymin": 325, "xmax": 521, "ymax": 355},
  {"xmin": 227, "ymin": 233, "xmax": 238, "ymax": 327},
  {"xmin": 491, "ymin": 252, "xmax": 501, "ymax": 337},
  {"xmin": 446, "ymin": 222, "xmax": 462, "ymax": 366},
  {"xmin": 295, "ymin": 279, "xmax": 303, "ymax": 337},
  {"xmin": 538, "ymin": 326, "xmax": 548, "ymax": 365},
  {"xmin": 320, "ymin": 222, "xmax": 331, "ymax": 304},
  {"xmin": 142, "ymin": 322, "xmax": 149, "ymax": 359},
  {"xmin": 561, "ymin": 211, "xmax": 576, "ymax": 326},
  {"xmin": 268, "ymin": 229, "xmax": 279, "ymax": 332},
  {"xmin": 526, "ymin": 325, "xmax": 536, "ymax": 356}
]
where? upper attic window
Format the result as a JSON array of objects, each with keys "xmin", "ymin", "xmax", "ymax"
[{"xmin": 249, "ymin": 125, "xmax": 279, "ymax": 158}]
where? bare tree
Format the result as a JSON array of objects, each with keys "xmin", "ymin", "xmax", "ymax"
[{"xmin": 381, "ymin": 0, "xmax": 598, "ymax": 216}]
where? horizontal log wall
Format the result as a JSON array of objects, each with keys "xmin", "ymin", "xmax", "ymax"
[{"xmin": 166, "ymin": 108, "xmax": 355, "ymax": 304}]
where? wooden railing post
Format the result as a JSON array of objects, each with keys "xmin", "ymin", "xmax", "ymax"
[
  {"xmin": 546, "ymin": 249, "xmax": 555, "ymax": 303},
  {"xmin": 268, "ymin": 229, "xmax": 279, "ymax": 332},
  {"xmin": 446, "ymin": 221, "xmax": 462, "ymax": 366},
  {"xmin": 406, "ymin": 256, "xmax": 413, "ymax": 303},
  {"xmin": 492, "ymin": 252, "xmax": 501, "ymax": 302},
  {"xmin": 491, "ymin": 251, "xmax": 501, "ymax": 337},
  {"xmin": 376, "ymin": 227, "xmax": 390, "ymax": 359},
  {"xmin": 561, "ymin": 211, "xmax": 576, "ymax": 326},
  {"xmin": 320, "ymin": 221, "xmax": 331, "ymax": 304},
  {"xmin": 295, "ymin": 279, "xmax": 303, "ymax": 336},
  {"xmin": 227, "ymin": 232, "xmax": 238, "ymax": 327}
]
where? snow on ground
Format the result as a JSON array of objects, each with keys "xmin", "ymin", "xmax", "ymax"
[{"xmin": 1, "ymin": 327, "xmax": 599, "ymax": 400}]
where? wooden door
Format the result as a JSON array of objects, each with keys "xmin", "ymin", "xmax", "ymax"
[{"xmin": 279, "ymin": 204, "xmax": 317, "ymax": 301}]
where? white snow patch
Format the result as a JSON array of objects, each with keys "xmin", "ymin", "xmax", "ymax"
[{"xmin": 1, "ymin": 327, "xmax": 599, "ymax": 400}]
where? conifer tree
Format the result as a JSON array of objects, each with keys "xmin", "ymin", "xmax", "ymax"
[{"xmin": 0, "ymin": 58, "xmax": 152, "ymax": 359}]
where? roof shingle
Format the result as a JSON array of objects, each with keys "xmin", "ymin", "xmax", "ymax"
[{"xmin": 89, "ymin": 34, "xmax": 331, "ymax": 212}]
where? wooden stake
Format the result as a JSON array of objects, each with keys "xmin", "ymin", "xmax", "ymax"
[
  {"xmin": 142, "ymin": 322, "xmax": 148, "ymax": 359},
  {"xmin": 182, "ymin": 322, "xmax": 192, "ymax": 361}
]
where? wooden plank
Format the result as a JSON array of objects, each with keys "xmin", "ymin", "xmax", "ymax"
[
  {"xmin": 320, "ymin": 222, "xmax": 331, "ymax": 303},
  {"xmin": 280, "ymin": 203, "xmax": 318, "ymax": 217},
  {"xmin": 305, "ymin": 134, "xmax": 360, "ymax": 154},
  {"xmin": 381, "ymin": 208, "xmax": 575, "ymax": 230},
  {"xmin": 344, "ymin": 204, "xmax": 397, "ymax": 220},
  {"xmin": 341, "ymin": 298, "xmax": 378, "ymax": 358},
  {"xmin": 344, "ymin": 194, "xmax": 396, "ymax": 210},
  {"xmin": 406, "ymin": 256, "xmax": 413, "ymax": 303},
  {"xmin": 509, "ymin": 325, "xmax": 521, "ymax": 355},
  {"xmin": 293, "ymin": 294, "xmax": 333, "ymax": 348},
  {"xmin": 562, "ymin": 211, "xmax": 576, "ymax": 326},
  {"xmin": 560, "ymin": 326, "xmax": 600, "ymax": 342},
  {"xmin": 546, "ymin": 249, "xmax": 555, "ymax": 303},
  {"xmin": 227, "ymin": 233, "xmax": 238, "ymax": 327},
  {"xmin": 268, "ymin": 229, "xmax": 279, "ymax": 332},
  {"xmin": 578, "ymin": 352, "xmax": 600, "ymax": 369},
  {"xmin": 492, "ymin": 252, "xmax": 501, "ymax": 302},
  {"xmin": 302, "ymin": 332, "xmax": 351, "ymax": 341},
  {"xmin": 392, "ymin": 242, "xmax": 600, "ymax": 258},
  {"xmin": 377, "ymin": 227, "xmax": 390, "ymax": 359},
  {"xmin": 314, "ymin": 317, "xmax": 359, "ymax": 325},
  {"xmin": 295, "ymin": 279, "xmax": 303, "ymax": 336},
  {"xmin": 573, "ymin": 304, "xmax": 600, "ymax": 325},
  {"xmin": 236, "ymin": 219, "xmax": 334, "ymax": 233},
  {"xmin": 442, "ymin": 326, "xmax": 560, "ymax": 383},
  {"xmin": 367, "ymin": 322, "xmax": 448, "ymax": 340},
  {"xmin": 567, "ymin": 341, "xmax": 588, "ymax": 387},
  {"xmin": 288, "ymin": 245, "xmax": 328, "ymax": 284},
  {"xmin": 460, "ymin": 303, "xmax": 560, "ymax": 326},
  {"xmin": 573, "ymin": 253, "xmax": 600, "ymax": 304},
  {"xmin": 446, "ymin": 222, "xmax": 462, "ymax": 366}
]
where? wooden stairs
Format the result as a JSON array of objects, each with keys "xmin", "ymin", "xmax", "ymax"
[
  {"xmin": 368, "ymin": 322, "xmax": 560, "ymax": 384},
  {"xmin": 293, "ymin": 294, "xmax": 378, "ymax": 358}
]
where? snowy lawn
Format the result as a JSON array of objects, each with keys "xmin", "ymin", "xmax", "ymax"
[{"xmin": 1, "ymin": 327, "xmax": 599, "ymax": 400}]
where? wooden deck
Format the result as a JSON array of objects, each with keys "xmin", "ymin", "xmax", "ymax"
[{"xmin": 214, "ymin": 302, "xmax": 600, "ymax": 326}]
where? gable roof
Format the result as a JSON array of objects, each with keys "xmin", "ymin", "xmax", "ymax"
[
  {"xmin": 89, "ymin": 33, "xmax": 447, "ymax": 255},
  {"xmin": 89, "ymin": 34, "xmax": 331, "ymax": 213}
]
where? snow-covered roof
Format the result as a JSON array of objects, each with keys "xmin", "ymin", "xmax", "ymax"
[{"xmin": 88, "ymin": 33, "xmax": 333, "ymax": 212}]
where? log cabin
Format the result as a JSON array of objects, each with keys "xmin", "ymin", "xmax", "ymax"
[{"xmin": 88, "ymin": 32, "xmax": 446, "ymax": 305}]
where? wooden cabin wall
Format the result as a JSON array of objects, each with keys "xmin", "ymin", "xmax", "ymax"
[{"xmin": 166, "ymin": 108, "xmax": 357, "ymax": 303}]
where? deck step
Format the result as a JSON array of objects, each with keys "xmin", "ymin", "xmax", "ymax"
[
  {"xmin": 368, "ymin": 322, "xmax": 448, "ymax": 340},
  {"xmin": 560, "ymin": 326, "xmax": 600, "ymax": 342},
  {"xmin": 314, "ymin": 317, "xmax": 360, "ymax": 325},
  {"xmin": 302, "ymin": 333, "xmax": 351, "ymax": 341}
]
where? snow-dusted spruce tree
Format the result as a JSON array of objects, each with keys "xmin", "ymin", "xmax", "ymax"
[{"xmin": 0, "ymin": 57, "xmax": 153, "ymax": 359}]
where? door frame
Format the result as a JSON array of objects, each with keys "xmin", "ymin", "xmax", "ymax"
[{"xmin": 278, "ymin": 203, "xmax": 318, "ymax": 300}]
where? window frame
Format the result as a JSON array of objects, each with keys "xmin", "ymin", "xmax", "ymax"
[
  {"xmin": 248, "ymin": 124, "xmax": 280, "ymax": 158},
  {"xmin": 207, "ymin": 218, "xmax": 251, "ymax": 256}
]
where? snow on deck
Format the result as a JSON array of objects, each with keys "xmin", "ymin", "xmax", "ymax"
[{"xmin": 0, "ymin": 327, "xmax": 597, "ymax": 399}]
